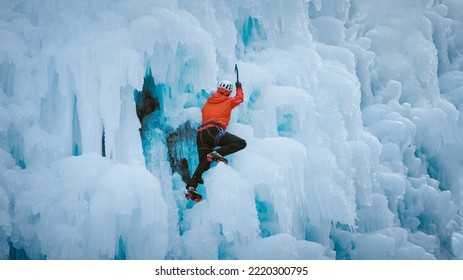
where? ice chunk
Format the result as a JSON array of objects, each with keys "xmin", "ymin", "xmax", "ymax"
[
  {"xmin": 241, "ymin": 233, "xmax": 327, "ymax": 259},
  {"xmin": 6, "ymin": 154, "xmax": 168, "ymax": 259}
]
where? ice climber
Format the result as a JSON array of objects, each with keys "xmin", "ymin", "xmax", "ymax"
[{"xmin": 185, "ymin": 80, "xmax": 247, "ymax": 202}]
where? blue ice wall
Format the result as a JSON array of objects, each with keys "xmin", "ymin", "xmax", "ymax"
[{"xmin": 134, "ymin": 68, "xmax": 198, "ymax": 185}]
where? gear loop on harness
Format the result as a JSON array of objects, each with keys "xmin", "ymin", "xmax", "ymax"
[
  {"xmin": 197, "ymin": 121, "xmax": 223, "ymax": 131},
  {"xmin": 214, "ymin": 126, "xmax": 225, "ymax": 146},
  {"xmin": 197, "ymin": 121, "xmax": 226, "ymax": 146}
]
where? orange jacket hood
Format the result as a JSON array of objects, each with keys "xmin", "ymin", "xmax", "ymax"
[{"xmin": 206, "ymin": 92, "xmax": 230, "ymax": 104}]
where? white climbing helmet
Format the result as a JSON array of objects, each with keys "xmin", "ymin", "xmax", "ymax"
[{"xmin": 218, "ymin": 80, "xmax": 233, "ymax": 91}]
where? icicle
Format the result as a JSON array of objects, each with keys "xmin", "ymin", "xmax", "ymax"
[
  {"xmin": 101, "ymin": 126, "xmax": 106, "ymax": 157},
  {"xmin": 72, "ymin": 95, "xmax": 82, "ymax": 156}
]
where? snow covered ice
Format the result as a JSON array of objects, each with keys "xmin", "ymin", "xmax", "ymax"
[{"xmin": 1, "ymin": 0, "xmax": 463, "ymax": 260}]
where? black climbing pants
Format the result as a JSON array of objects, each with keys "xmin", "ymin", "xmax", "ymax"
[{"xmin": 192, "ymin": 126, "xmax": 246, "ymax": 180}]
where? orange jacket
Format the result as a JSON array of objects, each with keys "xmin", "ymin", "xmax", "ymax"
[{"xmin": 201, "ymin": 87, "xmax": 244, "ymax": 130}]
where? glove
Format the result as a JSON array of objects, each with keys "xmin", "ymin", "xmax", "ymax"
[{"xmin": 235, "ymin": 82, "xmax": 242, "ymax": 89}]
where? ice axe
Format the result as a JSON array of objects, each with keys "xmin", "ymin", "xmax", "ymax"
[{"xmin": 234, "ymin": 63, "xmax": 239, "ymax": 83}]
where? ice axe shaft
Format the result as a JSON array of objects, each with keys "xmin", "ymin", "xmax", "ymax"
[{"xmin": 235, "ymin": 64, "xmax": 239, "ymax": 83}]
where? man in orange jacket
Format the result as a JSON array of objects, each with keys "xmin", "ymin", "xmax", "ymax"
[{"xmin": 186, "ymin": 80, "xmax": 247, "ymax": 201}]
